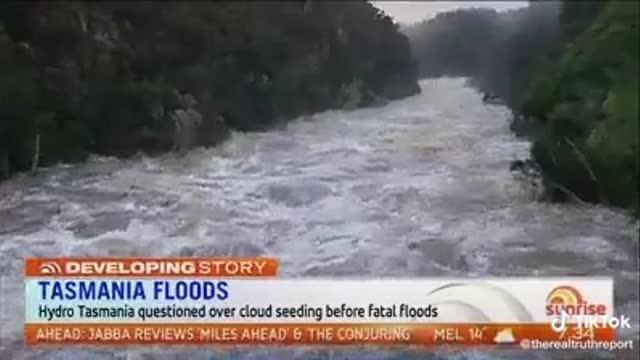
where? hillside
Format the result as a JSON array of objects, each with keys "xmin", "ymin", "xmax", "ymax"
[
  {"xmin": 0, "ymin": 1, "xmax": 419, "ymax": 179},
  {"xmin": 405, "ymin": 1, "xmax": 639, "ymax": 214}
]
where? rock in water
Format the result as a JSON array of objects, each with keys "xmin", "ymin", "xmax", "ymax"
[{"xmin": 172, "ymin": 108, "xmax": 203, "ymax": 150}]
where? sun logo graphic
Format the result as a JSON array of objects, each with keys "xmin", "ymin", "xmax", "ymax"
[
  {"xmin": 39, "ymin": 261, "xmax": 63, "ymax": 275},
  {"xmin": 545, "ymin": 285, "xmax": 606, "ymax": 317}
]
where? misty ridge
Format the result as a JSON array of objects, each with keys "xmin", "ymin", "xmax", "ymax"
[{"xmin": 404, "ymin": 1, "xmax": 565, "ymax": 108}]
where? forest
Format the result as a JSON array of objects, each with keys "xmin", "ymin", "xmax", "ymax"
[
  {"xmin": 406, "ymin": 1, "xmax": 639, "ymax": 214},
  {"xmin": 0, "ymin": 1, "xmax": 419, "ymax": 180}
]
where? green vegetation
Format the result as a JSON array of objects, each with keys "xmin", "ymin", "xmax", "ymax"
[
  {"xmin": 406, "ymin": 1, "xmax": 639, "ymax": 214},
  {"xmin": 524, "ymin": 1, "xmax": 639, "ymax": 212},
  {"xmin": 0, "ymin": 1, "xmax": 419, "ymax": 180}
]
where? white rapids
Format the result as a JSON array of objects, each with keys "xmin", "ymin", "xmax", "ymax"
[{"xmin": 0, "ymin": 78, "xmax": 637, "ymax": 359}]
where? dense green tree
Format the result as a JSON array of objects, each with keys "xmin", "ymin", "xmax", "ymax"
[{"xmin": 525, "ymin": 1, "xmax": 639, "ymax": 212}]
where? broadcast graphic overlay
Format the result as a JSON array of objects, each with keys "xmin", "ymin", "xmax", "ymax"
[{"xmin": 24, "ymin": 257, "xmax": 621, "ymax": 347}]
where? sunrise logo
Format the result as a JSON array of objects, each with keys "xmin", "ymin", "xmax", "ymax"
[{"xmin": 545, "ymin": 285, "xmax": 606, "ymax": 317}]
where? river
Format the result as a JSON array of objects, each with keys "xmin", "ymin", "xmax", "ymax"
[{"xmin": 0, "ymin": 78, "xmax": 638, "ymax": 359}]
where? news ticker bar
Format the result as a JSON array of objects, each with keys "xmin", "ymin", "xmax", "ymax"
[
  {"xmin": 25, "ymin": 323, "xmax": 615, "ymax": 345},
  {"xmin": 24, "ymin": 257, "xmax": 619, "ymax": 346}
]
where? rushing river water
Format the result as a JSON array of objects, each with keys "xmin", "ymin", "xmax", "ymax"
[{"xmin": 0, "ymin": 78, "xmax": 638, "ymax": 359}]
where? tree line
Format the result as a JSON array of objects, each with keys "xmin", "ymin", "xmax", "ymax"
[
  {"xmin": 0, "ymin": 1, "xmax": 419, "ymax": 180},
  {"xmin": 406, "ymin": 1, "xmax": 638, "ymax": 214}
]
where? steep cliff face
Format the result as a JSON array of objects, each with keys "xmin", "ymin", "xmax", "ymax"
[{"xmin": 0, "ymin": 1, "xmax": 419, "ymax": 179}]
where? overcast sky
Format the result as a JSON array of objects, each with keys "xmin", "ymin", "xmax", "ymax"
[{"xmin": 372, "ymin": 1, "xmax": 529, "ymax": 25}]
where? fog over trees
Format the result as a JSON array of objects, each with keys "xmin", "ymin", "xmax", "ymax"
[{"xmin": 405, "ymin": 1, "xmax": 564, "ymax": 108}]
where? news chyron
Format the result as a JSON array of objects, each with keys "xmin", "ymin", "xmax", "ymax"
[{"xmin": 25, "ymin": 257, "xmax": 631, "ymax": 351}]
